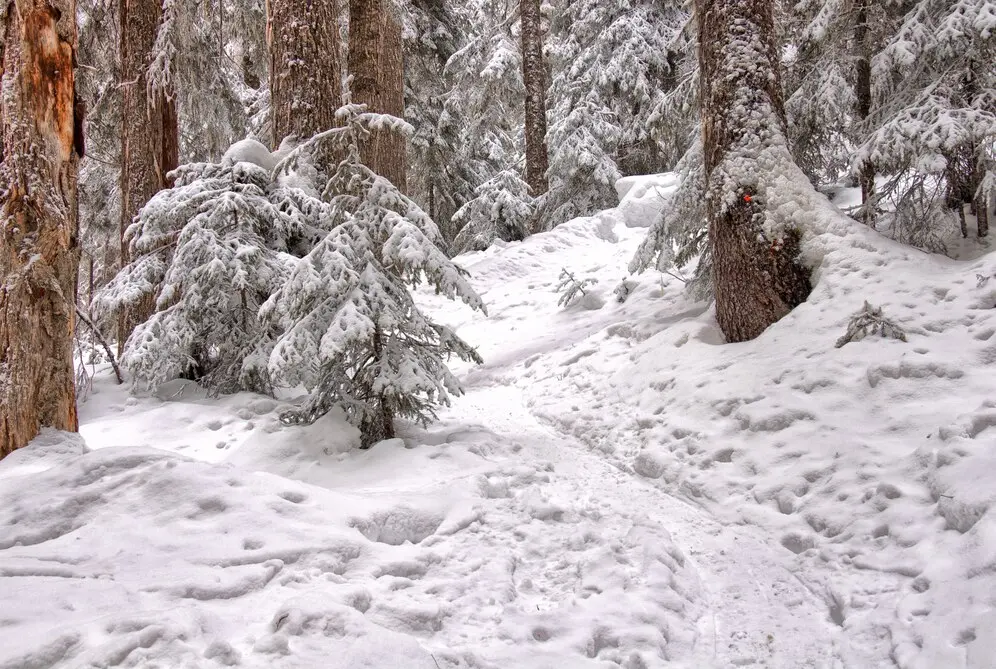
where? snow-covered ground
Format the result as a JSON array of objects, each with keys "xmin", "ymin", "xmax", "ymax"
[{"xmin": 2, "ymin": 176, "xmax": 995, "ymax": 668}]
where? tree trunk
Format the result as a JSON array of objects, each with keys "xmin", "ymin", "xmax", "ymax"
[
  {"xmin": 118, "ymin": 0, "xmax": 179, "ymax": 354},
  {"xmin": 0, "ymin": 0, "xmax": 81, "ymax": 457},
  {"xmin": 977, "ymin": 195, "xmax": 989, "ymax": 238},
  {"xmin": 520, "ymin": 0, "xmax": 549, "ymax": 199},
  {"xmin": 854, "ymin": 0, "xmax": 876, "ymax": 226},
  {"xmin": 267, "ymin": 0, "xmax": 343, "ymax": 147},
  {"xmin": 360, "ymin": 326, "xmax": 394, "ymax": 448},
  {"xmin": 698, "ymin": 0, "xmax": 812, "ymax": 343},
  {"xmin": 348, "ymin": 0, "xmax": 407, "ymax": 192}
]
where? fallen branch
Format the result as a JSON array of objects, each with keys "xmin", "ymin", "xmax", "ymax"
[{"xmin": 75, "ymin": 305, "xmax": 124, "ymax": 384}]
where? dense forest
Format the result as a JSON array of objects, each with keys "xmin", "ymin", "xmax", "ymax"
[{"xmin": 1, "ymin": 0, "xmax": 993, "ymax": 455}]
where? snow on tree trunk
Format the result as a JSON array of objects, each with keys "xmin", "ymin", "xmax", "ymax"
[
  {"xmin": 854, "ymin": 0, "xmax": 876, "ymax": 226},
  {"xmin": 520, "ymin": 0, "xmax": 549, "ymax": 200},
  {"xmin": 267, "ymin": 0, "xmax": 343, "ymax": 147},
  {"xmin": 0, "ymin": 0, "xmax": 81, "ymax": 457},
  {"xmin": 697, "ymin": 0, "xmax": 811, "ymax": 343},
  {"xmin": 118, "ymin": 0, "xmax": 179, "ymax": 353},
  {"xmin": 348, "ymin": 0, "xmax": 407, "ymax": 193}
]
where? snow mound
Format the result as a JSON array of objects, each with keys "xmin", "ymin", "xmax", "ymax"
[
  {"xmin": 221, "ymin": 139, "xmax": 277, "ymax": 171},
  {"xmin": 614, "ymin": 173, "xmax": 680, "ymax": 228}
]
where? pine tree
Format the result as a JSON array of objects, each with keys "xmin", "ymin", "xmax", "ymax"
[
  {"xmin": 440, "ymin": 0, "xmax": 526, "ymax": 244},
  {"xmin": 149, "ymin": 0, "xmax": 266, "ymax": 159},
  {"xmin": 451, "ymin": 168, "xmax": 533, "ymax": 254},
  {"xmin": 857, "ymin": 0, "xmax": 995, "ymax": 242},
  {"xmin": 78, "ymin": 0, "xmax": 268, "ymax": 329},
  {"xmin": 781, "ymin": 0, "xmax": 900, "ymax": 221},
  {"xmin": 0, "ymin": 0, "xmax": 82, "ymax": 456},
  {"xmin": 543, "ymin": 0, "xmax": 691, "ymax": 229},
  {"xmin": 266, "ymin": 105, "xmax": 485, "ymax": 447},
  {"xmin": 400, "ymin": 0, "xmax": 476, "ymax": 241},
  {"xmin": 697, "ymin": 0, "xmax": 813, "ymax": 342}
]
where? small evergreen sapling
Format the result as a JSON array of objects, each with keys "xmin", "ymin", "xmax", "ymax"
[
  {"xmin": 557, "ymin": 268, "xmax": 598, "ymax": 308},
  {"xmin": 265, "ymin": 104, "xmax": 486, "ymax": 447}
]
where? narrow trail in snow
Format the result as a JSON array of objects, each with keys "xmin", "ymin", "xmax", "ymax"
[{"xmin": 438, "ymin": 382, "xmax": 842, "ymax": 668}]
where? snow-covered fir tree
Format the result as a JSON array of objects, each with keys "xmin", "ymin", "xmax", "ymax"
[
  {"xmin": 76, "ymin": 0, "xmax": 268, "ymax": 335},
  {"xmin": 149, "ymin": 0, "xmax": 267, "ymax": 159},
  {"xmin": 265, "ymin": 104, "xmax": 486, "ymax": 446},
  {"xmin": 94, "ymin": 146, "xmax": 307, "ymax": 392},
  {"xmin": 542, "ymin": 0, "xmax": 691, "ymax": 229},
  {"xmin": 857, "ymin": 0, "xmax": 995, "ymax": 244},
  {"xmin": 440, "ymin": 0, "xmax": 527, "ymax": 242},
  {"xmin": 451, "ymin": 168, "xmax": 533, "ymax": 254},
  {"xmin": 401, "ymin": 0, "xmax": 478, "ymax": 240},
  {"xmin": 780, "ymin": 0, "xmax": 898, "ymax": 190}
]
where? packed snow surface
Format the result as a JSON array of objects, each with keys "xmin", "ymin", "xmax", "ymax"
[{"xmin": 2, "ymin": 174, "xmax": 995, "ymax": 668}]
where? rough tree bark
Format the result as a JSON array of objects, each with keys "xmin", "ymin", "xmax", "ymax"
[
  {"xmin": 267, "ymin": 0, "xmax": 343, "ymax": 147},
  {"xmin": 0, "ymin": 0, "xmax": 82, "ymax": 457},
  {"xmin": 520, "ymin": 0, "xmax": 549, "ymax": 199},
  {"xmin": 697, "ymin": 0, "xmax": 812, "ymax": 343},
  {"xmin": 348, "ymin": 0, "xmax": 407, "ymax": 192},
  {"xmin": 117, "ymin": 0, "xmax": 179, "ymax": 353}
]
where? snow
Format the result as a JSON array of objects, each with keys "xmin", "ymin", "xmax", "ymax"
[
  {"xmin": 3, "ymin": 173, "xmax": 996, "ymax": 668},
  {"xmin": 221, "ymin": 139, "xmax": 278, "ymax": 172}
]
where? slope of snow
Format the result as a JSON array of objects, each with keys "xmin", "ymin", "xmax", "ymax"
[{"xmin": 2, "ymin": 173, "xmax": 994, "ymax": 669}]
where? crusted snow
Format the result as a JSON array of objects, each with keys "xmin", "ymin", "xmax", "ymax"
[{"xmin": 2, "ymin": 174, "xmax": 995, "ymax": 668}]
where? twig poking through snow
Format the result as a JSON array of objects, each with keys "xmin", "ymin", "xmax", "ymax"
[{"xmin": 835, "ymin": 301, "xmax": 907, "ymax": 348}]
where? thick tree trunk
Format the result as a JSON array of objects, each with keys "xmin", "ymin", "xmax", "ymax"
[
  {"xmin": 698, "ymin": 0, "xmax": 812, "ymax": 343},
  {"xmin": 267, "ymin": 0, "xmax": 343, "ymax": 147},
  {"xmin": 0, "ymin": 0, "xmax": 81, "ymax": 457},
  {"xmin": 520, "ymin": 0, "xmax": 549, "ymax": 199},
  {"xmin": 854, "ymin": 0, "xmax": 876, "ymax": 226},
  {"xmin": 348, "ymin": 0, "xmax": 407, "ymax": 192},
  {"xmin": 118, "ymin": 0, "xmax": 179, "ymax": 354}
]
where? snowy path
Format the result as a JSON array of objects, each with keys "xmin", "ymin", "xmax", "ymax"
[{"xmin": 428, "ymin": 381, "xmax": 841, "ymax": 668}]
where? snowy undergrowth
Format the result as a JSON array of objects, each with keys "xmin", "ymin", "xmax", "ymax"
[{"xmin": 2, "ymin": 174, "xmax": 994, "ymax": 669}]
